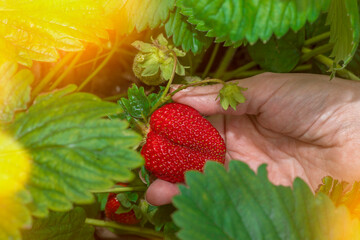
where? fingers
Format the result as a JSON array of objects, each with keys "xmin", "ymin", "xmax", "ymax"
[
  {"xmin": 172, "ymin": 72, "xmax": 290, "ymax": 116},
  {"xmin": 145, "ymin": 179, "xmax": 180, "ymax": 206}
]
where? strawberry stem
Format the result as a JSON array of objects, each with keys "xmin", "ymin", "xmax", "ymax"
[
  {"xmin": 150, "ymin": 50, "xmax": 178, "ymax": 114},
  {"xmin": 202, "ymin": 43, "xmax": 220, "ymax": 79},
  {"xmin": 90, "ymin": 186, "xmax": 147, "ymax": 193},
  {"xmin": 85, "ymin": 218, "xmax": 164, "ymax": 239},
  {"xmin": 302, "ymin": 47, "xmax": 360, "ymax": 81},
  {"xmin": 304, "ymin": 31, "xmax": 330, "ymax": 46},
  {"xmin": 167, "ymin": 78, "xmax": 225, "ymax": 100}
]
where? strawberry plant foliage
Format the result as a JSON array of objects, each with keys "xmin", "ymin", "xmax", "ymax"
[
  {"xmin": 0, "ymin": 0, "xmax": 113, "ymax": 66},
  {"xmin": 21, "ymin": 207, "xmax": 94, "ymax": 240},
  {"xmin": 6, "ymin": 85, "xmax": 143, "ymax": 217},
  {"xmin": 165, "ymin": 8, "xmax": 212, "ymax": 54},
  {"xmin": 120, "ymin": 84, "xmax": 151, "ymax": 120},
  {"xmin": 247, "ymin": 29, "xmax": 305, "ymax": 73},
  {"xmin": 173, "ymin": 161, "xmax": 360, "ymax": 240},
  {"xmin": 115, "ymin": 0, "xmax": 175, "ymax": 34},
  {"xmin": 176, "ymin": 0, "xmax": 331, "ymax": 45},
  {"xmin": 327, "ymin": 0, "xmax": 360, "ymax": 72}
]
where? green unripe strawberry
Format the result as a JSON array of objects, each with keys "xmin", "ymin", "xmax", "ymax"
[{"xmin": 132, "ymin": 53, "xmax": 164, "ymax": 86}]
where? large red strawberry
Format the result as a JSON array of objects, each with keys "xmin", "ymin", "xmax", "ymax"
[
  {"xmin": 141, "ymin": 102, "xmax": 226, "ymax": 183},
  {"xmin": 105, "ymin": 183, "xmax": 140, "ymax": 225}
]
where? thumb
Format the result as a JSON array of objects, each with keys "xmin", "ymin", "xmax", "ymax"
[{"xmin": 172, "ymin": 72, "xmax": 288, "ymax": 116}]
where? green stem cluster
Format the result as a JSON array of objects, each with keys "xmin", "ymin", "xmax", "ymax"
[
  {"xmin": 211, "ymin": 30, "xmax": 358, "ymax": 81},
  {"xmin": 77, "ymin": 33, "xmax": 123, "ymax": 91}
]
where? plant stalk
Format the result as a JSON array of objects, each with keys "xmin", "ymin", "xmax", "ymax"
[
  {"xmin": 90, "ymin": 186, "xmax": 147, "ymax": 193},
  {"xmin": 213, "ymin": 47, "xmax": 237, "ymax": 78},
  {"xmin": 168, "ymin": 78, "xmax": 225, "ymax": 99},
  {"xmin": 103, "ymin": 93, "xmax": 127, "ymax": 102},
  {"xmin": 300, "ymin": 43, "xmax": 334, "ymax": 62},
  {"xmin": 149, "ymin": 51, "xmax": 178, "ymax": 114},
  {"xmin": 49, "ymin": 51, "xmax": 83, "ymax": 90},
  {"xmin": 304, "ymin": 32, "xmax": 331, "ymax": 46},
  {"xmin": 223, "ymin": 64, "xmax": 313, "ymax": 79},
  {"xmin": 85, "ymin": 218, "xmax": 163, "ymax": 239},
  {"xmin": 302, "ymin": 47, "xmax": 360, "ymax": 81},
  {"xmin": 202, "ymin": 43, "xmax": 220, "ymax": 79},
  {"xmin": 223, "ymin": 61, "xmax": 257, "ymax": 80},
  {"xmin": 32, "ymin": 52, "xmax": 76, "ymax": 98},
  {"xmin": 77, "ymin": 32, "xmax": 122, "ymax": 91}
]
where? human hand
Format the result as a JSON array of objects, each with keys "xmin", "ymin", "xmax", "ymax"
[{"xmin": 146, "ymin": 72, "xmax": 360, "ymax": 206}]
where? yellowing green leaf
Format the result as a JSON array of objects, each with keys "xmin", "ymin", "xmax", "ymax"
[
  {"xmin": 0, "ymin": 0, "xmax": 113, "ymax": 66},
  {"xmin": 7, "ymin": 86, "xmax": 144, "ymax": 217},
  {"xmin": 0, "ymin": 191, "xmax": 32, "ymax": 240},
  {"xmin": 0, "ymin": 61, "xmax": 33, "ymax": 123}
]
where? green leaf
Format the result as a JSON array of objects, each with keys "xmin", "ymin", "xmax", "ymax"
[
  {"xmin": 165, "ymin": 8, "xmax": 212, "ymax": 54},
  {"xmin": 148, "ymin": 86, "xmax": 165, "ymax": 108},
  {"xmin": 164, "ymin": 222, "xmax": 180, "ymax": 240},
  {"xmin": 7, "ymin": 85, "xmax": 144, "ymax": 217},
  {"xmin": 22, "ymin": 207, "xmax": 94, "ymax": 240},
  {"xmin": 117, "ymin": 0, "xmax": 175, "ymax": 34},
  {"xmin": 173, "ymin": 161, "xmax": 360, "ymax": 240},
  {"xmin": 248, "ymin": 29, "xmax": 305, "ymax": 72},
  {"xmin": 116, "ymin": 193, "xmax": 132, "ymax": 209},
  {"xmin": 140, "ymin": 166, "xmax": 151, "ymax": 186},
  {"xmin": 217, "ymin": 83, "xmax": 247, "ymax": 111},
  {"xmin": 0, "ymin": 191, "xmax": 32, "ymax": 240},
  {"xmin": 146, "ymin": 204, "xmax": 177, "ymax": 231},
  {"xmin": 0, "ymin": 61, "xmax": 33, "ymax": 123},
  {"xmin": 326, "ymin": 0, "xmax": 360, "ymax": 70},
  {"xmin": 176, "ymin": 0, "xmax": 331, "ymax": 45},
  {"xmin": 127, "ymin": 192, "xmax": 139, "ymax": 203},
  {"xmin": 120, "ymin": 84, "xmax": 151, "ymax": 119},
  {"xmin": 97, "ymin": 193, "xmax": 109, "ymax": 212}
]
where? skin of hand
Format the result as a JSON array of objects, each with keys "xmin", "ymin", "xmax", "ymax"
[{"xmin": 146, "ymin": 72, "xmax": 360, "ymax": 206}]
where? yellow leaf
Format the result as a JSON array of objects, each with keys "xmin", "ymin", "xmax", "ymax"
[
  {"xmin": 0, "ymin": 0, "xmax": 114, "ymax": 66},
  {"xmin": 0, "ymin": 61, "xmax": 33, "ymax": 123}
]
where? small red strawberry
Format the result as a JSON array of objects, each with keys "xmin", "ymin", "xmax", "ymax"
[
  {"xmin": 141, "ymin": 102, "xmax": 226, "ymax": 183},
  {"xmin": 105, "ymin": 183, "xmax": 140, "ymax": 225}
]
